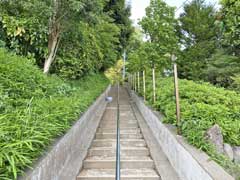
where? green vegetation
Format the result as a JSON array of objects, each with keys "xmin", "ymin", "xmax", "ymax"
[
  {"xmin": 0, "ymin": 0, "xmax": 132, "ymax": 76},
  {"xmin": 128, "ymin": 0, "xmax": 240, "ymax": 91},
  {"xmin": 0, "ymin": 49, "xmax": 109, "ymax": 179},
  {"xmin": 135, "ymin": 75, "xmax": 240, "ymax": 177},
  {"xmin": 0, "ymin": 0, "xmax": 239, "ymax": 178},
  {"xmin": 0, "ymin": 0, "xmax": 132, "ymax": 178},
  {"xmin": 127, "ymin": 0, "xmax": 240, "ymax": 177},
  {"xmin": 177, "ymin": 0, "xmax": 240, "ymax": 88},
  {"xmin": 144, "ymin": 77, "xmax": 240, "ymax": 147}
]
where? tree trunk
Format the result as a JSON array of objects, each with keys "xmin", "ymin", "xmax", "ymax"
[{"xmin": 44, "ymin": 0, "xmax": 61, "ymax": 74}]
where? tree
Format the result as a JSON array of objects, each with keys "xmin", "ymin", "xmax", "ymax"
[
  {"xmin": 204, "ymin": 49, "xmax": 240, "ymax": 87},
  {"xmin": 0, "ymin": 0, "xmax": 51, "ymax": 61},
  {"xmin": 43, "ymin": 0, "xmax": 86, "ymax": 73},
  {"xmin": 220, "ymin": 0, "xmax": 240, "ymax": 56},
  {"xmin": 105, "ymin": 0, "xmax": 133, "ymax": 54},
  {"xmin": 51, "ymin": 0, "xmax": 121, "ymax": 79},
  {"xmin": 0, "ymin": 0, "xmax": 130, "ymax": 78},
  {"xmin": 177, "ymin": 0, "xmax": 217, "ymax": 80},
  {"xmin": 140, "ymin": 0, "xmax": 178, "ymax": 70}
]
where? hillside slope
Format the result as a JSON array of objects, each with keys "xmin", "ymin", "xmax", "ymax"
[{"xmin": 0, "ymin": 49, "xmax": 109, "ymax": 179}]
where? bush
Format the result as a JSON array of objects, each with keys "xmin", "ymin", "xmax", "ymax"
[
  {"xmin": 142, "ymin": 75, "xmax": 240, "ymax": 177},
  {"xmin": 147, "ymin": 77, "xmax": 240, "ymax": 146},
  {"xmin": 0, "ymin": 49, "xmax": 109, "ymax": 179}
]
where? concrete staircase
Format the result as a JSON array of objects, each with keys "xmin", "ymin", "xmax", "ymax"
[{"xmin": 77, "ymin": 87, "xmax": 160, "ymax": 180}]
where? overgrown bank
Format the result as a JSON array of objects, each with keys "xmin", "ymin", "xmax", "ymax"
[
  {"xmin": 0, "ymin": 49, "xmax": 109, "ymax": 179},
  {"xmin": 135, "ymin": 75, "xmax": 240, "ymax": 178}
]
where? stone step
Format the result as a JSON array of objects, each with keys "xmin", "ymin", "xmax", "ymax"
[
  {"xmin": 83, "ymin": 156, "xmax": 154, "ymax": 169},
  {"xmin": 99, "ymin": 123, "xmax": 138, "ymax": 128},
  {"xmin": 77, "ymin": 169, "xmax": 160, "ymax": 180},
  {"xmin": 100, "ymin": 121, "xmax": 138, "ymax": 126},
  {"xmin": 95, "ymin": 133, "xmax": 143, "ymax": 139},
  {"xmin": 120, "ymin": 115, "xmax": 135, "ymax": 119},
  {"xmin": 92, "ymin": 139, "xmax": 146, "ymax": 147},
  {"xmin": 119, "ymin": 115, "xmax": 135, "ymax": 118},
  {"xmin": 88, "ymin": 147, "xmax": 149, "ymax": 156},
  {"xmin": 98, "ymin": 127, "xmax": 140, "ymax": 131},
  {"xmin": 100, "ymin": 119, "xmax": 137, "ymax": 123},
  {"xmin": 77, "ymin": 88, "xmax": 161, "ymax": 180},
  {"xmin": 97, "ymin": 129, "xmax": 141, "ymax": 134}
]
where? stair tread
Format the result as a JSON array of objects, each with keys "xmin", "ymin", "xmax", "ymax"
[
  {"xmin": 89, "ymin": 147, "xmax": 148, "ymax": 150},
  {"xmin": 93, "ymin": 139, "xmax": 145, "ymax": 142},
  {"xmin": 85, "ymin": 156, "xmax": 153, "ymax": 161},
  {"xmin": 78, "ymin": 88, "xmax": 161, "ymax": 180},
  {"xmin": 96, "ymin": 132, "xmax": 141, "ymax": 135},
  {"xmin": 78, "ymin": 169, "xmax": 159, "ymax": 177}
]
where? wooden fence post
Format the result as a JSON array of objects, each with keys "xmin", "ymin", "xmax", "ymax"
[
  {"xmin": 132, "ymin": 74, "xmax": 134, "ymax": 90},
  {"xmin": 132, "ymin": 73, "xmax": 134, "ymax": 90},
  {"xmin": 137, "ymin": 72, "xmax": 140, "ymax": 93},
  {"xmin": 152, "ymin": 67, "xmax": 156, "ymax": 104},
  {"xmin": 172, "ymin": 54, "xmax": 181, "ymax": 135},
  {"xmin": 131, "ymin": 74, "xmax": 133, "ymax": 90},
  {"xmin": 134, "ymin": 73, "xmax": 137, "ymax": 92},
  {"xmin": 143, "ymin": 70, "xmax": 146, "ymax": 102},
  {"xmin": 129, "ymin": 74, "xmax": 132, "ymax": 89}
]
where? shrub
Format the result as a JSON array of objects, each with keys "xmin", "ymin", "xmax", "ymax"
[
  {"xmin": 149, "ymin": 77, "xmax": 240, "ymax": 146},
  {"xmin": 141, "ymin": 76, "xmax": 240, "ymax": 177}
]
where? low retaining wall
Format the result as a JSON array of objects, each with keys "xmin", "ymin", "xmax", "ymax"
[
  {"xmin": 130, "ymin": 90, "xmax": 234, "ymax": 180},
  {"xmin": 21, "ymin": 86, "xmax": 111, "ymax": 180}
]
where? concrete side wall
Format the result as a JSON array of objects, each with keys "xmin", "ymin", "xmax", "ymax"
[
  {"xmin": 22, "ymin": 86, "xmax": 110, "ymax": 180},
  {"xmin": 131, "ymin": 103, "xmax": 180, "ymax": 180},
  {"xmin": 130, "ymin": 90, "xmax": 234, "ymax": 180}
]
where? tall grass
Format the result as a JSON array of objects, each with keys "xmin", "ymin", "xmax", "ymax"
[{"xmin": 0, "ymin": 49, "xmax": 109, "ymax": 179}]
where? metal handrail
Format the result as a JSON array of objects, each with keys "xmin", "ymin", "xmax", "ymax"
[{"xmin": 115, "ymin": 83, "xmax": 121, "ymax": 180}]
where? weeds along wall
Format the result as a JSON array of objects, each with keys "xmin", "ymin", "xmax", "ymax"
[{"xmin": 0, "ymin": 48, "xmax": 109, "ymax": 179}]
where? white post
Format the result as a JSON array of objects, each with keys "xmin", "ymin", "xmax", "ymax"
[
  {"xmin": 129, "ymin": 74, "xmax": 130, "ymax": 88},
  {"xmin": 143, "ymin": 70, "xmax": 146, "ymax": 102},
  {"xmin": 134, "ymin": 73, "xmax": 137, "ymax": 92},
  {"xmin": 137, "ymin": 72, "xmax": 140, "ymax": 93},
  {"xmin": 130, "ymin": 74, "xmax": 132, "ymax": 90},
  {"xmin": 152, "ymin": 67, "xmax": 156, "ymax": 104},
  {"xmin": 122, "ymin": 50, "xmax": 126, "ymax": 80},
  {"xmin": 132, "ymin": 74, "xmax": 134, "ymax": 90}
]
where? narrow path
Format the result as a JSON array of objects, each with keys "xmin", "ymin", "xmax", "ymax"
[{"xmin": 77, "ymin": 86, "xmax": 160, "ymax": 179}]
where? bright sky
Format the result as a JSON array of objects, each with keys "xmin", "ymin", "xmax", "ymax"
[{"xmin": 127, "ymin": 0, "xmax": 220, "ymax": 26}]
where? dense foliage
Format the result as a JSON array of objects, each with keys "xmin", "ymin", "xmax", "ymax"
[
  {"xmin": 127, "ymin": 0, "xmax": 239, "ymax": 89},
  {"xmin": 133, "ymin": 74, "xmax": 240, "ymax": 177},
  {"xmin": 0, "ymin": 0, "xmax": 132, "ymax": 78},
  {"xmin": 105, "ymin": 0, "xmax": 133, "ymax": 53},
  {"xmin": 176, "ymin": 0, "xmax": 240, "ymax": 88},
  {"xmin": 127, "ymin": 0, "xmax": 240, "ymax": 176},
  {"xmin": 144, "ymin": 77, "xmax": 240, "ymax": 147},
  {"xmin": 204, "ymin": 49, "xmax": 240, "ymax": 87},
  {"xmin": 140, "ymin": 0, "xmax": 178, "ymax": 70},
  {"xmin": 0, "ymin": 49, "xmax": 109, "ymax": 179},
  {"xmin": 0, "ymin": 0, "xmax": 132, "ymax": 178},
  {"xmin": 220, "ymin": 0, "xmax": 240, "ymax": 56},
  {"xmin": 177, "ymin": 0, "xmax": 217, "ymax": 80}
]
